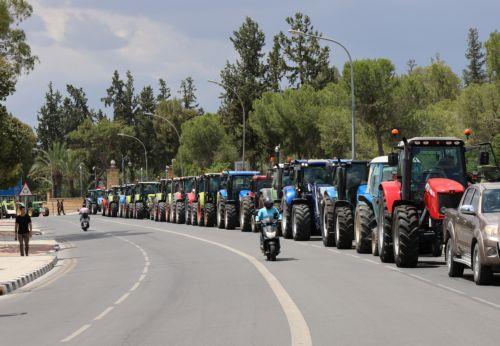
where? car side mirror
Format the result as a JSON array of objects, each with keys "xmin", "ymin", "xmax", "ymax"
[
  {"xmin": 479, "ymin": 151, "xmax": 490, "ymax": 166},
  {"xmin": 388, "ymin": 152, "xmax": 399, "ymax": 167},
  {"xmin": 460, "ymin": 204, "xmax": 476, "ymax": 215}
]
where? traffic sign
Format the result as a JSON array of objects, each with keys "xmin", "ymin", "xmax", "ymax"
[{"xmin": 19, "ymin": 183, "xmax": 32, "ymax": 196}]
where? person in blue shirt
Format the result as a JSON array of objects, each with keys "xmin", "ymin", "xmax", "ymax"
[{"xmin": 256, "ymin": 197, "xmax": 280, "ymax": 250}]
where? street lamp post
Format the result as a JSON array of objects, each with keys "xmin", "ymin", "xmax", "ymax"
[
  {"xmin": 145, "ymin": 112, "xmax": 184, "ymax": 176},
  {"xmin": 79, "ymin": 163, "xmax": 83, "ymax": 197},
  {"xmin": 289, "ymin": 29, "xmax": 356, "ymax": 160},
  {"xmin": 118, "ymin": 133, "xmax": 148, "ymax": 180},
  {"xmin": 127, "ymin": 161, "xmax": 132, "ymax": 183},
  {"xmin": 121, "ymin": 155, "xmax": 129, "ymax": 185},
  {"xmin": 208, "ymin": 79, "xmax": 246, "ymax": 169}
]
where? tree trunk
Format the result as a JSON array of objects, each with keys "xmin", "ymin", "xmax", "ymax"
[{"xmin": 375, "ymin": 129, "xmax": 384, "ymax": 156}]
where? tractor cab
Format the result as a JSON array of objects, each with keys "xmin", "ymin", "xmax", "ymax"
[
  {"xmin": 380, "ymin": 135, "xmax": 468, "ymax": 267},
  {"xmin": 195, "ymin": 173, "xmax": 222, "ymax": 227},
  {"xmin": 331, "ymin": 160, "xmax": 369, "ymax": 208},
  {"xmin": 465, "ymin": 142, "xmax": 500, "ymax": 182}
]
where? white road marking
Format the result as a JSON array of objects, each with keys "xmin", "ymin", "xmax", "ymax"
[
  {"xmin": 348, "ymin": 254, "xmax": 361, "ymax": 259},
  {"xmin": 363, "ymin": 259, "xmax": 379, "ymax": 265},
  {"xmin": 408, "ymin": 274, "xmax": 431, "ymax": 283},
  {"xmin": 436, "ymin": 284, "xmax": 465, "ymax": 295},
  {"xmin": 94, "ymin": 307, "xmax": 114, "ymax": 320},
  {"xmin": 130, "ymin": 282, "xmax": 140, "ymax": 291},
  {"xmin": 102, "ymin": 219, "xmax": 312, "ymax": 346},
  {"xmin": 61, "ymin": 324, "xmax": 91, "ymax": 343},
  {"xmin": 142, "ymin": 266, "xmax": 148, "ymax": 274},
  {"xmin": 328, "ymin": 249, "xmax": 341, "ymax": 254},
  {"xmin": 472, "ymin": 296, "xmax": 500, "ymax": 309},
  {"xmin": 384, "ymin": 265, "xmax": 403, "ymax": 272},
  {"xmin": 115, "ymin": 292, "xmax": 130, "ymax": 305},
  {"xmin": 139, "ymin": 274, "xmax": 146, "ymax": 282},
  {"xmin": 145, "ymin": 261, "xmax": 150, "ymax": 266},
  {"xmin": 311, "ymin": 244, "xmax": 323, "ymax": 248}
]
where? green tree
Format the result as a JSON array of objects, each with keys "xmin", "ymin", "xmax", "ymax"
[
  {"xmin": 178, "ymin": 76, "xmax": 198, "ymax": 109},
  {"xmin": 61, "ymin": 84, "xmax": 92, "ymax": 135},
  {"xmin": 265, "ymin": 35, "xmax": 286, "ymax": 92},
  {"xmin": 157, "ymin": 78, "xmax": 171, "ymax": 102},
  {"xmin": 343, "ymin": 59, "xmax": 398, "ymax": 155},
  {"xmin": 278, "ymin": 12, "xmax": 335, "ymax": 89},
  {"xmin": 0, "ymin": 107, "xmax": 35, "ymax": 187},
  {"xmin": 484, "ymin": 30, "xmax": 500, "ymax": 83},
  {"xmin": 463, "ymin": 27, "xmax": 486, "ymax": 85},
  {"xmin": 36, "ymin": 82, "xmax": 64, "ymax": 150},
  {"xmin": 102, "ymin": 70, "xmax": 137, "ymax": 125}
]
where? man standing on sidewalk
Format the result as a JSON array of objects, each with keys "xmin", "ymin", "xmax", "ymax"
[{"xmin": 15, "ymin": 204, "xmax": 32, "ymax": 256}]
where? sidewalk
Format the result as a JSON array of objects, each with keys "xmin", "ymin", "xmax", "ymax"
[{"xmin": 0, "ymin": 219, "xmax": 59, "ymax": 295}]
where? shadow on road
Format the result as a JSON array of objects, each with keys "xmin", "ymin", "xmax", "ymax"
[
  {"xmin": 56, "ymin": 230, "xmax": 151, "ymax": 243},
  {"xmin": 462, "ymin": 273, "xmax": 500, "ymax": 286},
  {"xmin": 275, "ymin": 257, "xmax": 298, "ymax": 262},
  {"xmin": 417, "ymin": 260, "xmax": 446, "ymax": 268}
]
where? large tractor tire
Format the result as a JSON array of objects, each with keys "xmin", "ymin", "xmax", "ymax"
[
  {"xmin": 196, "ymin": 204, "xmax": 204, "ymax": 226},
  {"xmin": 136, "ymin": 202, "xmax": 145, "ymax": 220},
  {"xmin": 251, "ymin": 215, "xmax": 260, "ymax": 233},
  {"xmin": 355, "ymin": 203, "xmax": 374, "ymax": 254},
  {"xmin": 191, "ymin": 203, "xmax": 198, "ymax": 226},
  {"xmin": 176, "ymin": 202, "xmax": 185, "ymax": 224},
  {"xmin": 281, "ymin": 201, "xmax": 293, "ymax": 239},
  {"xmin": 378, "ymin": 199, "xmax": 394, "ymax": 263},
  {"xmin": 225, "ymin": 204, "xmax": 237, "ymax": 230},
  {"xmin": 217, "ymin": 203, "xmax": 225, "ymax": 229},
  {"xmin": 335, "ymin": 206, "xmax": 354, "ymax": 249},
  {"xmin": 321, "ymin": 199, "xmax": 335, "ymax": 247},
  {"xmin": 393, "ymin": 205, "xmax": 419, "ymax": 268},
  {"xmin": 92, "ymin": 204, "xmax": 97, "ymax": 215},
  {"xmin": 240, "ymin": 198, "xmax": 254, "ymax": 232},
  {"xmin": 170, "ymin": 204, "xmax": 176, "ymax": 223},
  {"xmin": 292, "ymin": 204, "xmax": 311, "ymax": 241},
  {"xmin": 204, "ymin": 203, "xmax": 216, "ymax": 227},
  {"xmin": 111, "ymin": 203, "xmax": 118, "ymax": 218},
  {"xmin": 186, "ymin": 203, "xmax": 192, "ymax": 225},
  {"xmin": 159, "ymin": 202, "xmax": 166, "ymax": 222}
]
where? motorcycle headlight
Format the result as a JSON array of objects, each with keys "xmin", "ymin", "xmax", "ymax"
[
  {"xmin": 265, "ymin": 231, "xmax": 276, "ymax": 239},
  {"xmin": 484, "ymin": 224, "xmax": 498, "ymax": 238}
]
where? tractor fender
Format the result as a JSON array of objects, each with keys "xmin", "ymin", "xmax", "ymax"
[
  {"xmin": 292, "ymin": 198, "xmax": 308, "ymax": 205},
  {"xmin": 97, "ymin": 197, "xmax": 103, "ymax": 206},
  {"xmin": 333, "ymin": 200, "xmax": 353, "ymax": 212},
  {"xmin": 186, "ymin": 192, "xmax": 197, "ymax": 204},
  {"xmin": 379, "ymin": 180, "xmax": 401, "ymax": 214},
  {"xmin": 283, "ymin": 186, "xmax": 296, "ymax": 206},
  {"xmin": 324, "ymin": 186, "xmax": 337, "ymax": 199},
  {"xmin": 219, "ymin": 189, "xmax": 228, "ymax": 200},
  {"xmin": 357, "ymin": 195, "xmax": 373, "ymax": 208},
  {"xmin": 239, "ymin": 189, "xmax": 252, "ymax": 200},
  {"xmin": 356, "ymin": 184, "xmax": 370, "ymax": 203}
]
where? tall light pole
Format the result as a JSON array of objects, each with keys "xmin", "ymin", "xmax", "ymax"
[
  {"xmin": 118, "ymin": 133, "xmax": 148, "ymax": 180},
  {"xmin": 79, "ymin": 163, "xmax": 83, "ymax": 197},
  {"xmin": 289, "ymin": 29, "xmax": 356, "ymax": 160},
  {"xmin": 145, "ymin": 112, "xmax": 184, "ymax": 176},
  {"xmin": 208, "ymin": 79, "xmax": 246, "ymax": 169}
]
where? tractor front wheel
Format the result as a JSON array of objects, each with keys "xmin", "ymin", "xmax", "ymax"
[
  {"xmin": 335, "ymin": 206, "xmax": 354, "ymax": 249},
  {"xmin": 355, "ymin": 203, "xmax": 374, "ymax": 254},
  {"xmin": 321, "ymin": 199, "xmax": 335, "ymax": 247},
  {"xmin": 378, "ymin": 199, "xmax": 394, "ymax": 263},
  {"xmin": 176, "ymin": 202, "xmax": 185, "ymax": 224},
  {"xmin": 292, "ymin": 204, "xmax": 311, "ymax": 241},
  {"xmin": 393, "ymin": 205, "xmax": 419, "ymax": 268},
  {"xmin": 159, "ymin": 203, "xmax": 166, "ymax": 222},
  {"xmin": 240, "ymin": 198, "xmax": 254, "ymax": 232},
  {"xmin": 281, "ymin": 201, "xmax": 293, "ymax": 239},
  {"xmin": 185, "ymin": 204, "xmax": 192, "ymax": 225},
  {"xmin": 205, "ymin": 203, "xmax": 216, "ymax": 227},
  {"xmin": 191, "ymin": 203, "xmax": 198, "ymax": 225},
  {"xmin": 217, "ymin": 203, "xmax": 225, "ymax": 229},
  {"xmin": 225, "ymin": 204, "xmax": 237, "ymax": 230},
  {"xmin": 136, "ymin": 202, "xmax": 145, "ymax": 219}
]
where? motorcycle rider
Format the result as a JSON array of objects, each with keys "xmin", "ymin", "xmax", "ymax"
[
  {"xmin": 256, "ymin": 197, "xmax": 280, "ymax": 250},
  {"xmin": 79, "ymin": 203, "xmax": 90, "ymax": 223}
]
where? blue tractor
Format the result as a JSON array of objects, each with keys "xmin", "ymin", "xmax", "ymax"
[
  {"xmin": 281, "ymin": 160, "xmax": 335, "ymax": 241},
  {"xmin": 354, "ymin": 156, "xmax": 395, "ymax": 254},
  {"xmin": 216, "ymin": 170, "xmax": 260, "ymax": 230},
  {"xmin": 320, "ymin": 160, "xmax": 369, "ymax": 248}
]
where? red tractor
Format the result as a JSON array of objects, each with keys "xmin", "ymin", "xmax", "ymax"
[{"xmin": 378, "ymin": 134, "xmax": 467, "ymax": 267}]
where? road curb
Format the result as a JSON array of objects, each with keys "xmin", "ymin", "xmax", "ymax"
[{"xmin": 0, "ymin": 256, "xmax": 58, "ymax": 295}]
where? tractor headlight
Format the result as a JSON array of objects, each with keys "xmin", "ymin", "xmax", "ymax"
[{"xmin": 484, "ymin": 224, "xmax": 498, "ymax": 238}]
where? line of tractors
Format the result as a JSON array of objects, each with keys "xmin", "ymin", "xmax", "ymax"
[{"xmin": 85, "ymin": 132, "xmax": 500, "ymax": 269}]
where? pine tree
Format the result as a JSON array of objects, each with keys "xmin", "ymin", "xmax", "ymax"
[
  {"xmin": 157, "ymin": 78, "xmax": 171, "ymax": 102},
  {"xmin": 36, "ymin": 82, "xmax": 64, "ymax": 150},
  {"xmin": 101, "ymin": 70, "xmax": 137, "ymax": 125},
  {"xmin": 178, "ymin": 77, "xmax": 198, "ymax": 109},
  {"xmin": 463, "ymin": 27, "xmax": 486, "ymax": 85},
  {"xmin": 61, "ymin": 84, "xmax": 91, "ymax": 135},
  {"xmin": 265, "ymin": 35, "xmax": 286, "ymax": 92}
]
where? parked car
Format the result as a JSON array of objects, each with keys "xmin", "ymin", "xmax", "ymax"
[{"xmin": 443, "ymin": 182, "xmax": 500, "ymax": 285}]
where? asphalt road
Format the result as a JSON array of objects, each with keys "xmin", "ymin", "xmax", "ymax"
[{"xmin": 1, "ymin": 215, "xmax": 500, "ymax": 346}]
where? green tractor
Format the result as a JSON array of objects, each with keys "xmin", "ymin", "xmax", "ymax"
[
  {"xmin": 125, "ymin": 184, "xmax": 137, "ymax": 218},
  {"xmin": 131, "ymin": 182, "xmax": 159, "ymax": 219},
  {"xmin": 30, "ymin": 200, "xmax": 49, "ymax": 217},
  {"xmin": 192, "ymin": 173, "xmax": 221, "ymax": 227},
  {"xmin": 151, "ymin": 179, "xmax": 171, "ymax": 222},
  {"xmin": 1, "ymin": 199, "xmax": 17, "ymax": 218}
]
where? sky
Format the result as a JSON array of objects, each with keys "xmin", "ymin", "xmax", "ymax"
[{"xmin": 5, "ymin": 0, "xmax": 500, "ymax": 127}]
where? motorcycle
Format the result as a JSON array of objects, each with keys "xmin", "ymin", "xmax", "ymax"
[
  {"xmin": 260, "ymin": 217, "xmax": 280, "ymax": 261},
  {"xmin": 81, "ymin": 213, "xmax": 90, "ymax": 231}
]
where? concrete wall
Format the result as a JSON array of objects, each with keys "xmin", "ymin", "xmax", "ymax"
[{"xmin": 43, "ymin": 197, "xmax": 85, "ymax": 215}]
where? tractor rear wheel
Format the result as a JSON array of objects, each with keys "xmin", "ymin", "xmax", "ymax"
[
  {"xmin": 292, "ymin": 204, "xmax": 311, "ymax": 241},
  {"xmin": 240, "ymin": 198, "xmax": 254, "ymax": 232},
  {"xmin": 355, "ymin": 204, "xmax": 374, "ymax": 254},
  {"xmin": 136, "ymin": 202, "xmax": 145, "ymax": 220},
  {"xmin": 191, "ymin": 203, "xmax": 198, "ymax": 225},
  {"xmin": 378, "ymin": 199, "xmax": 394, "ymax": 263},
  {"xmin": 205, "ymin": 203, "xmax": 216, "ymax": 227},
  {"xmin": 217, "ymin": 203, "xmax": 225, "ymax": 229},
  {"xmin": 335, "ymin": 206, "xmax": 354, "ymax": 249},
  {"xmin": 92, "ymin": 204, "xmax": 97, "ymax": 215},
  {"xmin": 281, "ymin": 201, "xmax": 293, "ymax": 239},
  {"xmin": 321, "ymin": 199, "xmax": 335, "ymax": 247},
  {"xmin": 225, "ymin": 204, "xmax": 237, "ymax": 230},
  {"xmin": 111, "ymin": 203, "xmax": 118, "ymax": 218},
  {"xmin": 176, "ymin": 202, "xmax": 185, "ymax": 224},
  {"xmin": 393, "ymin": 205, "xmax": 419, "ymax": 268},
  {"xmin": 159, "ymin": 203, "xmax": 166, "ymax": 222}
]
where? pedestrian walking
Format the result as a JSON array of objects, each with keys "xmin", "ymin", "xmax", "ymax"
[
  {"xmin": 57, "ymin": 199, "xmax": 61, "ymax": 216},
  {"xmin": 60, "ymin": 199, "xmax": 66, "ymax": 215},
  {"xmin": 15, "ymin": 204, "xmax": 32, "ymax": 256}
]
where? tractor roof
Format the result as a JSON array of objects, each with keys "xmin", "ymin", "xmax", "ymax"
[
  {"xmin": 201, "ymin": 173, "xmax": 222, "ymax": 177},
  {"xmin": 399, "ymin": 137, "xmax": 465, "ymax": 147},
  {"xmin": 294, "ymin": 159, "xmax": 333, "ymax": 166},
  {"xmin": 224, "ymin": 170, "xmax": 260, "ymax": 176},
  {"xmin": 252, "ymin": 175, "xmax": 270, "ymax": 181},
  {"xmin": 370, "ymin": 156, "xmax": 389, "ymax": 164},
  {"xmin": 138, "ymin": 181, "xmax": 158, "ymax": 184},
  {"xmin": 332, "ymin": 159, "xmax": 369, "ymax": 165}
]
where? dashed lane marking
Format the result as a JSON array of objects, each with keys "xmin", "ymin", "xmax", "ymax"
[
  {"xmin": 472, "ymin": 297, "xmax": 500, "ymax": 309},
  {"xmin": 363, "ymin": 259, "xmax": 379, "ymax": 265},
  {"xmin": 94, "ymin": 307, "xmax": 114, "ymax": 321},
  {"xmin": 130, "ymin": 282, "xmax": 140, "ymax": 292},
  {"xmin": 436, "ymin": 284, "xmax": 465, "ymax": 295},
  {"xmin": 61, "ymin": 324, "xmax": 91, "ymax": 343}
]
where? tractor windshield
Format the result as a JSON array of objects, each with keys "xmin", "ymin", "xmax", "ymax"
[
  {"xmin": 410, "ymin": 146, "xmax": 466, "ymax": 193},
  {"xmin": 96, "ymin": 190, "xmax": 104, "ymax": 197},
  {"xmin": 254, "ymin": 179, "xmax": 272, "ymax": 192},
  {"xmin": 142, "ymin": 184, "xmax": 158, "ymax": 195},
  {"xmin": 303, "ymin": 166, "xmax": 332, "ymax": 185},
  {"xmin": 346, "ymin": 163, "xmax": 369, "ymax": 189},
  {"xmin": 482, "ymin": 189, "xmax": 500, "ymax": 213},
  {"xmin": 184, "ymin": 179, "xmax": 194, "ymax": 193},
  {"xmin": 232, "ymin": 176, "xmax": 252, "ymax": 191},
  {"xmin": 209, "ymin": 177, "xmax": 221, "ymax": 193}
]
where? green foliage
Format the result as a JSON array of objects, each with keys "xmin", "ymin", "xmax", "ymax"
[
  {"xmin": 36, "ymin": 82, "xmax": 64, "ymax": 150},
  {"xmin": 102, "ymin": 70, "xmax": 137, "ymax": 125},
  {"xmin": 178, "ymin": 77, "xmax": 198, "ymax": 109},
  {"xmin": 463, "ymin": 27, "xmax": 486, "ymax": 85},
  {"xmin": 484, "ymin": 31, "xmax": 500, "ymax": 83},
  {"xmin": 0, "ymin": 107, "xmax": 35, "ymax": 187}
]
